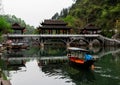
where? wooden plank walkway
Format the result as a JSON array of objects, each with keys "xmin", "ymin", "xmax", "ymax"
[{"xmin": 0, "ymin": 78, "xmax": 11, "ymax": 85}]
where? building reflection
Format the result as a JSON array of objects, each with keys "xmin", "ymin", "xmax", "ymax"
[
  {"xmin": 5, "ymin": 59, "xmax": 26, "ymax": 71},
  {"xmin": 39, "ymin": 46, "xmax": 67, "ymax": 56},
  {"xmin": 3, "ymin": 49, "xmax": 26, "ymax": 71},
  {"xmin": 38, "ymin": 58, "xmax": 67, "ymax": 71}
]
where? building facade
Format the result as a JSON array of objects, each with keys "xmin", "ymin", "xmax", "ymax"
[{"xmin": 38, "ymin": 20, "xmax": 72, "ymax": 34}]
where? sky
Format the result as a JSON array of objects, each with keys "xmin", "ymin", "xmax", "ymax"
[{"xmin": 3, "ymin": 0, "xmax": 74, "ymax": 27}]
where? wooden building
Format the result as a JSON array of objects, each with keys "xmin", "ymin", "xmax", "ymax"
[
  {"xmin": 38, "ymin": 20, "xmax": 72, "ymax": 34},
  {"xmin": 80, "ymin": 24, "xmax": 101, "ymax": 34},
  {"xmin": 12, "ymin": 23, "xmax": 25, "ymax": 34},
  {"xmin": 8, "ymin": 23, "xmax": 25, "ymax": 41},
  {"xmin": 6, "ymin": 23, "xmax": 28, "ymax": 49}
]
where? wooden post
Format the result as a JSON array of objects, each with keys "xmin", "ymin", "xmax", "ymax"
[
  {"xmin": 40, "ymin": 39, "xmax": 44, "ymax": 48},
  {"xmin": 66, "ymin": 43, "xmax": 70, "ymax": 49}
]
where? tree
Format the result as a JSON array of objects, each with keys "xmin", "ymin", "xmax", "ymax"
[
  {"xmin": 52, "ymin": 13, "xmax": 59, "ymax": 20},
  {"xmin": 0, "ymin": 16, "xmax": 12, "ymax": 35},
  {"xmin": 52, "ymin": 0, "xmax": 120, "ymax": 37},
  {"xmin": 1, "ymin": 14, "xmax": 35, "ymax": 34},
  {"xmin": 59, "ymin": 8, "xmax": 69, "ymax": 18}
]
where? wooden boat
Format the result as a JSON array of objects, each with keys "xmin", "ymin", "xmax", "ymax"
[
  {"xmin": 11, "ymin": 42, "xmax": 29, "ymax": 49},
  {"xmin": 67, "ymin": 47, "xmax": 95, "ymax": 69}
]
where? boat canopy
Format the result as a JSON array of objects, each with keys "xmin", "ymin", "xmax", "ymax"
[{"xmin": 68, "ymin": 47, "xmax": 89, "ymax": 52}]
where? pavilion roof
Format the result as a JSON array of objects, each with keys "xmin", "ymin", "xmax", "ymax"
[
  {"xmin": 12, "ymin": 23, "xmax": 25, "ymax": 30},
  {"xmin": 83, "ymin": 23, "xmax": 100, "ymax": 30},
  {"xmin": 41, "ymin": 20, "xmax": 67, "ymax": 25}
]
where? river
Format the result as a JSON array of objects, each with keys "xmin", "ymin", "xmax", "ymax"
[{"xmin": 0, "ymin": 46, "xmax": 120, "ymax": 85}]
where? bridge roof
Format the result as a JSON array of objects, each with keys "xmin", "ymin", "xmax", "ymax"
[
  {"xmin": 41, "ymin": 19, "xmax": 67, "ymax": 25},
  {"xmin": 39, "ymin": 25, "xmax": 71, "ymax": 30}
]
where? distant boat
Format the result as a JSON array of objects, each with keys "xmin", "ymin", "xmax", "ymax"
[
  {"xmin": 11, "ymin": 42, "xmax": 29, "ymax": 49},
  {"xmin": 67, "ymin": 47, "xmax": 95, "ymax": 69}
]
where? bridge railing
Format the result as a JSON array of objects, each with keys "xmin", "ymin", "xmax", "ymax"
[
  {"xmin": 3, "ymin": 34, "xmax": 100, "ymax": 37},
  {"xmin": 99, "ymin": 35, "xmax": 120, "ymax": 43},
  {"xmin": 2, "ymin": 34, "xmax": 120, "ymax": 44}
]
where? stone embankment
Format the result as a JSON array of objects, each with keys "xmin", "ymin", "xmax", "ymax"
[{"xmin": 0, "ymin": 78, "xmax": 11, "ymax": 85}]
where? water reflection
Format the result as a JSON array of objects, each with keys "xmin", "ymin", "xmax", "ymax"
[
  {"xmin": 10, "ymin": 60, "xmax": 74, "ymax": 85},
  {"xmin": 5, "ymin": 59, "xmax": 26, "ymax": 71},
  {"xmin": 38, "ymin": 59, "xmax": 68, "ymax": 75},
  {"xmin": 67, "ymin": 64, "xmax": 95, "ymax": 84},
  {"xmin": 5, "ymin": 49, "xmax": 25, "ymax": 58},
  {"xmin": 40, "ymin": 46, "xmax": 67, "ymax": 56},
  {"xmin": 38, "ymin": 59, "xmax": 95, "ymax": 85},
  {"xmin": 0, "ymin": 46, "xmax": 120, "ymax": 85}
]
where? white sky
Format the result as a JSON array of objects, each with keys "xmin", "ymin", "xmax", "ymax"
[{"xmin": 3, "ymin": 0, "xmax": 74, "ymax": 27}]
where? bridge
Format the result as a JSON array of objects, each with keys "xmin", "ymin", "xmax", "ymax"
[{"xmin": 3, "ymin": 34, "xmax": 120, "ymax": 47}]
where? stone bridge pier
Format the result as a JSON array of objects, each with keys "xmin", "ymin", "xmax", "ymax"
[
  {"xmin": 39, "ymin": 36, "xmax": 104, "ymax": 48},
  {"xmin": 39, "ymin": 36, "xmax": 71, "ymax": 48}
]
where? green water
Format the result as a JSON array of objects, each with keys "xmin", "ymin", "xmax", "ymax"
[{"xmin": 0, "ymin": 46, "xmax": 120, "ymax": 85}]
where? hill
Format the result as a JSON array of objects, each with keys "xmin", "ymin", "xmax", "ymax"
[{"xmin": 52, "ymin": 0, "xmax": 120, "ymax": 37}]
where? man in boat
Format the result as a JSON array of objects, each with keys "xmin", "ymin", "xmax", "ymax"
[{"xmin": 85, "ymin": 52, "xmax": 93, "ymax": 61}]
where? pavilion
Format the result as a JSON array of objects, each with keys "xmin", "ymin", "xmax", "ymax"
[
  {"xmin": 80, "ymin": 23, "xmax": 101, "ymax": 34},
  {"xmin": 38, "ymin": 20, "xmax": 72, "ymax": 34},
  {"xmin": 7, "ymin": 23, "xmax": 26, "ymax": 45},
  {"xmin": 12, "ymin": 23, "xmax": 25, "ymax": 34}
]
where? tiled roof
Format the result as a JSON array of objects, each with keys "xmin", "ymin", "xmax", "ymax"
[
  {"xmin": 12, "ymin": 23, "xmax": 25, "ymax": 30},
  {"xmin": 41, "ymin": 20, "xmax": 67, "ymax": 25},
  {"xmin": 39, "ymin": 26, "xmax": 71, "ymax": 29},
  {"xmin": 84, "ymin": 24, "xmax": 100, "ymax": 30}
]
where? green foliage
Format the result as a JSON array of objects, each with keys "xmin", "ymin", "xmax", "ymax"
[
  {"xmin": 24, "ymin": 25, "xmax": 35, "ymax": 34},
  {"xmin": 52, "ymin": 12, "xmax": 59, "ymax": 20},
  {"xmin": 0, "ymin": 16, "xmax": 12, "ymax": 35},
  {"xmin": 59, "ymin": 8, "xmax": 69, "ymax": 18},
  {"xmin": 53, "ymin": 0, "xmax": 120, "ymax": 37},
  {"xmin": 2, "ymin": 15, "xmax": 26, "ymax": 26},
  {"xmin": 101, "ymin": 30, "xmax": 115, "ymax": 38},
  {"xmin": 1, "ymin": 15, "xmax": 35, "ymax": 34},
  {"xmin": 62, "ymin": 15, "xmax": 76, "ymax": 27},
  {"xmin": 33, "ymin": 29, "xmax": 39, "ymax": 34}
]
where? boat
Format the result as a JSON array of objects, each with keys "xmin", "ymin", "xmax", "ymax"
[
  {"xmin": 67, "ymin": 47, "xmax": 95, "ymax": 69},
  {"xmin": 11, "ymin": 42, "xmax": 29, "ymax": 49}
]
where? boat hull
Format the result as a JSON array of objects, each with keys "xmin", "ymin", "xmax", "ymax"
[
  {"xmin": 69, "ymin": 57, "xmax": 95, "ymax": 69},
  {"xmin": 11, "ymin": 45, "xmax": 28, "ymax": 49}
]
